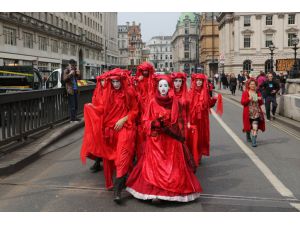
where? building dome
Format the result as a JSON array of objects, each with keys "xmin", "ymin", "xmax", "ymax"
[{"xmin": 177, "ymin": 12, "xmax": 199, "ymax": 25}]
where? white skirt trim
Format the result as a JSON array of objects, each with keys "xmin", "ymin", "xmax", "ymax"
[{"xmin": 126, "ymin": 187, "xmax": 200, "ymax": 202}]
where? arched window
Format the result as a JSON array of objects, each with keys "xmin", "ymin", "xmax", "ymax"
[
  {"xmin": 243, "ymin": 60, "xmax": 252, "ymax": 73},
  {"xmin": 265, "ymin": 59, "xmax": 272, "ymax": 74}
]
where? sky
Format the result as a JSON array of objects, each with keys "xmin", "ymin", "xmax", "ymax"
[{"xmin": 118, "ymin": 12, "xmax": 181, "ymax": 43}]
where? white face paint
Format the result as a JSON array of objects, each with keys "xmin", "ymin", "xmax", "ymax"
[
  {"xmin": 158, "ymin": 79, "xmax": 169, "ymax": 96},
  {"xmin": 196, "ymin": 79, "xmax": 203, "ymax": 87},
  {"xmin": 174, "ymin": 78, "xmax": 183, "ymax": 90},
  {"xmin": 111, "ymin": 79, "xmax": 121, "ymax": 90},
  {"xmin": 100, "ymin": 79, "xmax": 105, "ymax": 87}
]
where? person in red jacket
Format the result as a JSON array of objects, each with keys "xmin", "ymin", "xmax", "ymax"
[
  {"xmin": 126, "ymin": 75, "xmax": 202, "ymax": 203},
  {"xmin": 188, "ymin": 74, "xmax": 222, "ymax": 166},
  {"xmin": 241, "ymin": 78, "xmax": 265, "ymax": 147},
  {"xmin": 134, "ymin": 62, "xmax": 155, "ymax": 161}
]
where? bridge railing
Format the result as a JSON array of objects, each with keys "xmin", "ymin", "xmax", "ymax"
[{"xmin": 0, "ymin": 85, "xmax": 95, "ymax": 148}]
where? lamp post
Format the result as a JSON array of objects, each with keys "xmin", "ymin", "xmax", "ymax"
[
  {"xmin": 268, "ymin": 43, "xmax": 275, "ymax": 73},
  {"xmin": 291, "ymin": 36, "xmax": 299, "ymax": 78}
]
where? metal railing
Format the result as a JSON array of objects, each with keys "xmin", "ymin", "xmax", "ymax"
[{"xmin": 0, "ymin": 85, "xmax": 95, "ymax": 147}]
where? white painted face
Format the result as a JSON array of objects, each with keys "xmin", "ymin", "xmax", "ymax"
[
  {"xmin": 196, "ymin": 79, "xmax": 203, "ymax": 87},
  {"xmin": 100, "ymin": 79, "xmax": 105, "ymax": 87},
  {"xmin": 111, "ymin": 79, "xmax": 121, "ymax": 90},
  {"xmin": 158, "ymin": 79, "xmax": 169, "ymax": 96},
  {"xmin": 174, "ymin": 78, "xmax": 183, "ymax": 90}
]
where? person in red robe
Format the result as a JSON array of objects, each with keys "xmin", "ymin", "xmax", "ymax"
[
  {"xmin": 135, "ymin": 62, "xmax": 155, "ymax": 161},
  {"xmin": 80, "ymin": 72, "xmax": 108, "ymax": 173},
  {"xmin": 126, "ymin": 75, "xmax": 202, "ymax": 203},
  {"xmin": 241, "ymin": 78, "xmax": 265, "ymax": 147},
  {"xmin": 188, "ymin": 73, "xmax": 222, "ymax": 166}
]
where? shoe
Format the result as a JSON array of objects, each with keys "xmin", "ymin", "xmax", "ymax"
[
  {"xmin": 246, "ymin": 132, "xmax": 252, "ymax": 142},
  {"xmin": 90, "ymin": 158, "xmax": 102, "ymax": 173},
  {"xmin": 251, "ymin": 135, "xmax": 257, "ymax": 147},
  {"xmin": 151, "ymin": 198, "xmax": 161, "ymax": 204},
  {"xmin": 113, "ymin": 176, "xmax": 126, "ymax": 204}
]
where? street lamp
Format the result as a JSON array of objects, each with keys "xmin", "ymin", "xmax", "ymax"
[
  {"xmin": 291, "ymin": 36, "xmax": 299, "ymax": 78},
  {"xmin": 268, "ymin": 43, "xmax": 275, "ymax": 73}
]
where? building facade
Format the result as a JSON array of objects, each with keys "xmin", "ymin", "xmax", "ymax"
[
  {"xmin": 0, "ymin": 12, "xmax": 118, "ymax": 79},
  {"xmin": 171, "ymin": 12, "xmax": 201, "ymax": 74},
  {"xmin": 118, "ymin": 24, "xmax": 129, "ymax": 67},
  {"xmin": 147, "ymin": 36, "xmax": 173, "ymax": 72},
  {"xmin": 200, "ymin": 12, "xmax": 219, "ymax": 77},
  {"xmin": 127, "ymin": 21, "xmax": 144, "ymax": 69},
  {"xmin": 217, "ymin": 12, "xmax": 300, "ymax": 75}
]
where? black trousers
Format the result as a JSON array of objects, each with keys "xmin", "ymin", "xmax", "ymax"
[
  {"xmin": 265, "ymin": 95, "xmax": 277, "ymax": 119},
  {"xmin": 68, "ymin": 91, "xmax": 78, "ymax": 121}
]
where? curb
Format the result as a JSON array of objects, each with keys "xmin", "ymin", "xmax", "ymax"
[
  {"xmin": 214, "ymin": 90, "xmax": 300, "ymax": 133},
  {"xmin": 0, "ymin": 119, "xmax": 84, "ymax": 176}
]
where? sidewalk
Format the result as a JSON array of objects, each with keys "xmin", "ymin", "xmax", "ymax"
[
  {"xmin": 214, "ymin": 88, "xmax": 300, "ymax": 133},
  {"xmin": 0, "ymin": 118, "xmax": 84, "ymax": 176}
]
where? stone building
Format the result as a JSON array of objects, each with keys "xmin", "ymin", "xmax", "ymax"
[
  {"xmin": 118, "ymin": 24, "xmax": 129, "ymax": 67},
  {"xmin": 217, "ymin": 12, "xmax": 300, "ymax": 75},
  {"xmin": 147, "ymin": 36, "xmax": 173, "ymax": 72},
  {"xmin": 171, "ymin": 12, "xmax": 201, "ymax": 74},
  {"xmin": 0, "ymin": 12, "xmax": 118, "ymax": 78},
  {"xmin": 127, "ymin": 21, "xmax": 144, "ymax": 68},
  {"xmin": 200, "ymin": 12, "xmax": 219, "ymax": 77}
]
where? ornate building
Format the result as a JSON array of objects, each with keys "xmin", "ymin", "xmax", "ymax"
[
  {"xmin": 217, "ymin": 12, "xmax": 300, "ymax": 75},
  {"xmin": 118, "ymin": 24, "xmax": 129, "ymax": 67},
  {"xmin": 147, "ymin": 36, "xmax": 173, "ymax": 72},
  {"xmin": 200, "ymin": 12, "xmax": 219, "ymax": 77},
  {"xmin": 127, "ymin": 21, "xmax": 144, "ymax": 69},
  {"xmin": 0, "ymin": 12, "xmax": 118, "ymax": 78},
  {"xmin": 171, "ymin": 12, "xmax": 201, "ymax": 74}
]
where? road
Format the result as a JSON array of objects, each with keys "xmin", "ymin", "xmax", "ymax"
[{"xmin": 0, "ymin": 93, "xmax": 300, "ymax": 212}]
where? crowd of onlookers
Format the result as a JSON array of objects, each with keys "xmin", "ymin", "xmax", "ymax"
[
  {"xmin": 213, "ymin": 70, "xmax": 287, "ymax": 96},
  {"xmin": 213, "ymin": 70, "xmax": 288, "ymax": 121}
]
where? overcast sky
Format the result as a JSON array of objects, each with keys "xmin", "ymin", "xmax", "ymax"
[{"xmin": 118, "ymin": 12, "xmax": 181, "ymax": 43}]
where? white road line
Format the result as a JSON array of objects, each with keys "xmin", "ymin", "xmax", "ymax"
[
  {"xmin": 290, "ymin": 203, "xmax": 300, "ymax": 211},
  {"xmin": 211, "ymin": 110, "xmax": 299, "ymax": 210}
]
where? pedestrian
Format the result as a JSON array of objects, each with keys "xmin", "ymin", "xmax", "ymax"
[
  {"xmin": 279, "ymin": 72, "xmax": 287, "ymax": 95},
  {"xmin": 221, "ymin": 72, "xmax": 228, "ymax": 89},
  {"xmin": 63, "ymin": 59, "xmax": 81, "ymax": 122},
  {"xmin": 126, "ymin": 75, "xmax": 202, "ymax": 203},
  {"xmin": 229, "ymin": 73, "xmax": 237, "ymax": 95},
  {"xmin": 262, "ymin": 73, "xmax": 280, "ymax": 120},
  {"xmin": 238, "ymin": 73, "xmax": 243, "ymax": 91},
  {"xmin": 214, "ymin": 73, "xmax": 219, "ymax": 87},
  {"xmin": 256, "ymin": 71, "xmax": 267, "ymax": 99},
  {"xmin": 241, "ymin": 78, "xmax": 265, "ymax": 147}
]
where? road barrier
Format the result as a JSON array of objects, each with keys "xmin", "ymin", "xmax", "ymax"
[{"xmin": 0, "ymin": 85, "xmax": 95, "ymax": 149}]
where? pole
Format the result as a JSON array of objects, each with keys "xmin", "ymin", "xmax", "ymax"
[{"xmin": 270, "ymin": 50, "xmax": 274, "ymax": 73}]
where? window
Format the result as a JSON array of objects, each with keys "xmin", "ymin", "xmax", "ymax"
[
  {"xmin": 244, "ymin": 15, "xmax": 251, "ymax": 27},
  {"xmin": 160, "ymin": 55, "xmax": 163, "ymax": 60},
  {"xmin": 70, "ymin": 44, "xmax": 76, "ymax": 56},
  {"xmin": 288, "ymin": 33, "xmax": 297, "ymax": 46},
  {"xmin": 38, "ymin": 36, "xmax": 47, "ymax": 51},
  {"xmin": 165, "ymin": 62, "xmax": 168, "ymax": 67},
  {"xmin": 184, "ymin": 43, "xmax": 189, "ymax": 51},
  {"xmin": 185, "ymin": 29, "xmax": 189, "ymax": 34},
  {"xmin": 50, "ymin": 14, "xmax": 53, "ymax": 24},
  {"xmin": 170, "ymin": 62, "xmax": 173, "ymax": 68},
  {"xmin": 243, "ymin": 60, "xmax": 252, "ymax": 73},
  {"xmin": 288, "ymin": 14, "xmax": 295, "ymax": 24},
  {"xmin": 184, "ymin": 52, "xmax": 189, "ymax": 59},
  {"xmin": 51, "ymin": 39, "xmax": 58, "ymax": 53},
  {"xmin": 265, "ymin": 34, "xmax": 273, "ymax": 47},
  {"xmin": 62, "ymin": 42, "xmax": 68, "ymax": 54},
  {"xmin": 265, "ymin": 59, "xmax": 272, "ymax": 73},
  {"xmin": 244, "ymin": 35, "xmax": 251, "ymax": 48},
  {"xmin": 86, "ymin": 48, "xmax": 89, "ymax": 58},
  {"xmin": 165, "ymin": 55, "xmax": 168, "ymax": 60},
  {"xmin": 23, "ymin": 32, "xmax": 33, "ymax": 48},
  {"xmin": 266, "ymin": 15, "xmax": 273, "ymax": 25},
  {"xmin": 170, "ymin": 55, "xmax": 172, "ymax": 60},
  {"xmin": 4, "ymin": 27, "xmax": 17, "ymax": 46}
]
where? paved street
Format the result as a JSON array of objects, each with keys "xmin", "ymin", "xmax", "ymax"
[{"xmin": 0, "ymin": 92, "xmax": 300, "ymax": 212}]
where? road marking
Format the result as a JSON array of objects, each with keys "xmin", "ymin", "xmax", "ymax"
[{"xmin": 211, "ymin": 109, "xmax": 299, "ymax": 210}]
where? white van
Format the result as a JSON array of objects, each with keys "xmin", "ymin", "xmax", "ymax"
[{"xmin": 44, "ymin": 68, "xmax": 62, "ymax": 89}]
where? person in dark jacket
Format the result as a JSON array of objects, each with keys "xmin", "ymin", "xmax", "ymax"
[
  {"xmin": 262, "ymin": 73, "xmax": 280, "ymax": 121},
  {"xmin": 229, "ymin": 73, "xmax": 238, "ymax": 95},
  {"xmin": 221, "ymin": 73, "xmax": 228, "ymax": 89}
]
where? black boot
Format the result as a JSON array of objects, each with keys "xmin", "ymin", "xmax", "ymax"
[
  {"xmin": 113, "ymin": 176, "xmax": 126, "ymax": 204},
  {"xmin": 90, "ymin": 158, "xmax": 102, "ymax": 173},
  {"xmin": 246, "ymin": 132, "xmax": 252, "ymax": 142}
]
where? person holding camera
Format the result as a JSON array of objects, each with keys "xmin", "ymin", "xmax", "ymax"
[{"xmin": 63, "ymin": 59, "xmax": 81, "ymax": 122}]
